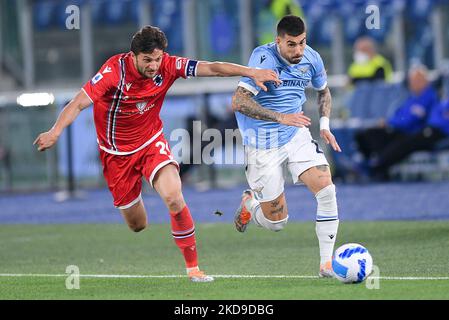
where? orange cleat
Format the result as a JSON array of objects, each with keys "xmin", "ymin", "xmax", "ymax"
[
  {"xmin": 234, "ymin": 190, "xmax": 254, "ymax": 233},
  {"xmin": 319, "ymin": 260, "xmax": 334, "ymax": 278}
]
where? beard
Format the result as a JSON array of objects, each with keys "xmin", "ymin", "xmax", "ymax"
[
  {"xmin": 136, "ymin": 63, "xmax": 157, "ymax": 78},
  {"xmin": 289, "ymin": 56, "xmax": 303, "ymax": 64}
]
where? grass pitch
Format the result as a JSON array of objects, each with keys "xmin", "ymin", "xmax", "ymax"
[{"xmin": 0, "ymin": 221, "xmax": 448, "ymax": 299}]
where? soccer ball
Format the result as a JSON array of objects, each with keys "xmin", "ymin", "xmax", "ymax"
[{"xmin": 332, "ymin": 243, "xmax": 373, "ymax": 283}]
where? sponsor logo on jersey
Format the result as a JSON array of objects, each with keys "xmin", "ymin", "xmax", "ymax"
[
  {"xmin": 117, "ymin": 102, "xmax": 156, "ymax": 115},
  {"xmin": 102, "ymin": 66, "xmax": 112, "ymax": 74},
  {"xmin": 91, "ymin": 73, "xmax": 103, "ymax": 85},
  {"xmin": 281, "ymin": 79, "xmax": 309, "ymax": 88},
  {"xmin": 153, "ymin": 74, "xmax": 163, "ymax": 86},
  {"xmin": 117, "ymin": 102, "xmax": 155, "ymax": 115}
]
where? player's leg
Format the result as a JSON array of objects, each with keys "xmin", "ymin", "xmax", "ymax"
[
  {"xmin": 286, "ymin": 129, "xmax": 339, "ymax": 277},
  {"xmin": 151, "ymin": 162, "xmax": 213, "ymax": 282},
  {"xmin": 235, "ymin": 190, "xmax": 289, "ymax": 232},
  {"xmin": 299, "ymin": 165, "xmax": 339, "ymax": 277},
  {"xmin": 234, "ymin": 145, "xmax": 289, "ymax": 232},
  {"xmin": 119, "ymin": 196, "xmax": 148, "ymax": 232},
  {"xmin": 100, "ymin": 149, "xmax": 148, "ymax": 232}
]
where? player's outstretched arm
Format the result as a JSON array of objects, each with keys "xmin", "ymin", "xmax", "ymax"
[
  {"xmin": 196, "ymin": 61, "xmax": 281, "ymax": 91},
  {"xmin": 318, "ymin": 86, "xmax": 341, "ymax": 152},
  {"xmin": 33, "ymin": 90, "xmax": 92, "ymax": 152},
  {"xmin": 232, "ymin": 86, "xmax": 311, "ymax": 127}
]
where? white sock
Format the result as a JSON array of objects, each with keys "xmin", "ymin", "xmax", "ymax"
[
  {"xmin": 244, "ymin": 197, "xmax": 266, "ymax": 228},
  {"xmin": 315, "ymin": 184, "xmax": 339, "ymax": 265},
  {"xmin": 245, "ymin": 197, "xmax": 288, "ymax": 231},
  {"xmin": 316, "ymin": 219, "xmax": 339, "ymax": 265}
]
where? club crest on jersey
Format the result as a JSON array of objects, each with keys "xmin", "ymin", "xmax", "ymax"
[
  {"xmin": 91, "ymin": 73, "xmax": 103, "ymax": 85},
  {"xmin": 136, "ymin": 101, "xmax": 148, "ymax": 112},
  {"xmin": 153, "ymin": 74, "xmax": 163, "ymax": 86},
  {"xmin": 299, "ymin": 66, "xmax": 309, "ymax": 74}
]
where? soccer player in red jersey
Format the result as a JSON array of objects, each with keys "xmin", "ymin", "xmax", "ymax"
[{"xmin": 34, "ymin": 26, "xmax": 280, "ymax": 282}]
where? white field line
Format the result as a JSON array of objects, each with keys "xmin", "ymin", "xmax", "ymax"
[{"xmin": 0, "ymin": 273, "xmax": 448, "ymax": 280}]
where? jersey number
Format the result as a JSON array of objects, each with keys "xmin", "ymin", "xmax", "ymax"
[
  {"xmin": 311, "ymin": 140, "xmax": 324, "ymax": 154},
  {"xmin": 156, "ymin": 141, "xmax": 170, "ymax": 155}
]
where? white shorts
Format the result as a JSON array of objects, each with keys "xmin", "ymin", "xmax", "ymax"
[{"xmin": 244, "ymin": 128, "xmax": 329, "ymax": 202}]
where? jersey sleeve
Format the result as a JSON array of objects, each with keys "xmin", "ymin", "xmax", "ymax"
[
  {"xmin": 238, "ymin": 48, "xmax": 276, "ymax": 96},
  {"xmin": 82, "ymin": 59, "xmax": 117, "ymax": 104},
  {"xmin": 164, "ymin": 55, "xmax": 199, "ymax": 79},
  {"xmin": 311, "ymin": 51, "xmax": 328, "ymax": 91}
]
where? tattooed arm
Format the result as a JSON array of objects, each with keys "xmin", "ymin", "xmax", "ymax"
[
  {"xmin": 317, "ymin": 86, "xmax": 341, "ymax": 152},
  {"xmin": 318, "ymin": 86, "xmax": 332, "ymax": 119},
  {"xmin": 231, "ymin": 86, "xmax": 311, "ymax": 127}
]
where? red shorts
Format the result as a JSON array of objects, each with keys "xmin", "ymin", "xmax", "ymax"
[{"xmin": 99, "ymin": 133, "xmax": 179, "ymax": 209}]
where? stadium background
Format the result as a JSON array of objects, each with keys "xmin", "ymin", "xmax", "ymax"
[
  {"xmin": 1, "ymin": 0, "xmax": 449, "ymax": 300},
  {"xmin": 1, "ymin": 0, "xmax": 449, "ymax": 193}
]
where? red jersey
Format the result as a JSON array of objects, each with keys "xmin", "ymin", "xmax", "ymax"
[{"xmin": 82, "ymin": 52, "xmax": 198, "ymax": 155}]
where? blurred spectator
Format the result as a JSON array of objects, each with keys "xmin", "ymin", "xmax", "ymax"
[
  {"xmin": 256, "ymin": 0, "xmax": 304, "ymax": 45},
  {"xmin": 348, "ymin": 36, "xmax": 393, "ymax": 84},
  {"xmin": 367, "ymin": 98, "xmax": 449, "ymax": 181},
  {"xmin": 355, "ymin": 66, "xmax": 437, "ymax": 161},
  {"xmin": 355, "ymin": 65, "xmax": 443, "ymax": 181}
]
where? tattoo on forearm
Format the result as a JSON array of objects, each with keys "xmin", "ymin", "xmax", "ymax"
[
  {"xmin": 233, "ymin": 87, "xmax": 282, "ymax": 123},
  {"xmin": 318, "ymin": 87, "xmax": 332, "ymax": 118}
]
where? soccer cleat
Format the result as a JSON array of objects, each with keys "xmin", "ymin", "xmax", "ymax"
[
  {"xmin": 319, "ymin": 261, "xmax": 334, "ymax": 278},
  {"xmin": 234, "ymin": 189, "xmax": 254, "ymax": 233},
  {"xmin": 188, "ymin": 270, "xmax": 214, "ymax": 283}
]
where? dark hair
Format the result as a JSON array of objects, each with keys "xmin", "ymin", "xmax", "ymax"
[
  {"xmin": 130, "ymin": 26, "xmax": 168, "ymax": 55},
  {"xmin": 277, "ymin": 15, "xmax": 306, "ymax": 37}
]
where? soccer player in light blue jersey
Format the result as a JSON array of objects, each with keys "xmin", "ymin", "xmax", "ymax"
[{"xmin": 232, "ymin": 15, "xmax": 342, "ymax": 277}]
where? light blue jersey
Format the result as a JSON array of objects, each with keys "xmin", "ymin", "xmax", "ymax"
[{"xmin": 236, "ymin": 43, "xmax": 327, "ymax": 149}]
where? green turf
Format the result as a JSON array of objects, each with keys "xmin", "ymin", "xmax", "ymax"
[{"xmin": 0, "ymin": 221, "xmax": 449, "ymax": 299}]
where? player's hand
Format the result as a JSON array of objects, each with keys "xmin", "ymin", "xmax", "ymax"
[
  {"xmin": 320, "ymin": 129, "xmax": 341, "ymax": 152},
  {"xmin": 251, "ymin": 69, "xmax": 282, "ymax": 91},
  {"xmin": 33, "ymin": 130, "xmax": 59, "ymax": 152},
  {"xmin": 279, "ymin": 112, "xmax": 311, "ymax": 127}
]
